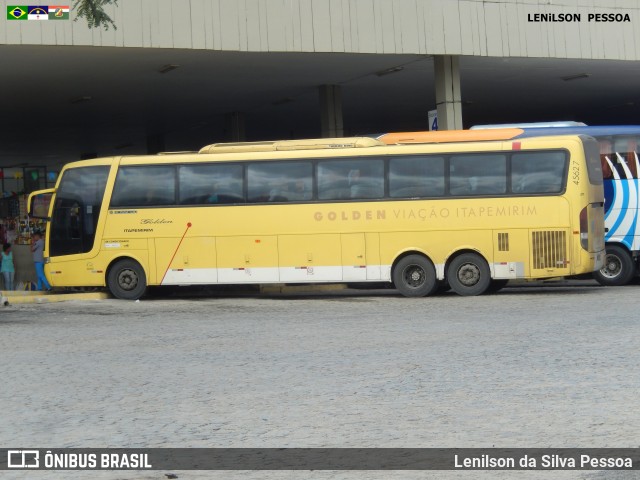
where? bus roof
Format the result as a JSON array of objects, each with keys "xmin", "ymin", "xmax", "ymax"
[
  {"xmin": 56, "ymin": 132, "xmax": 596, "ymax": 172},
  {"xmin": 513, "ymin": 125, "xmax": 640, "ymax": 138},
  {"xmin": 376, "ymin": 125, "xmax": 640, "ymax": 145},
  {"xmin": 376, "ymin": 129, "xmax": 524, "ymax": 144},
  {"xmin": 471, "ymin": 121, "xmax": 587, "ymax": 129},
  {"xmin": 198, "ymin": 137, "xmax": 384, "ymax": 153}
]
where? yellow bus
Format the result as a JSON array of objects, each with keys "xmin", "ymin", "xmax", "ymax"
[{"xmin": 29, "ymin": 134, "xmax": 604, "ymax": 299}]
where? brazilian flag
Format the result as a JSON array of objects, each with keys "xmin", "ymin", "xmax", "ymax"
[{"xmin": 7, "ymin": 6, "xmax": 28, "ymax": 20}]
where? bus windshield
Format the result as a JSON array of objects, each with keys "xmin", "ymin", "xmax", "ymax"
[{"xmin": 50, "ymin": 166, "xmax": 110, "ymax": 256}]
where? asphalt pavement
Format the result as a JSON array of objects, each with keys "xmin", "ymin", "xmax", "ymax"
[{"xmin": 1, "ymin": 281, "xmax": 638, "ymax": 480}]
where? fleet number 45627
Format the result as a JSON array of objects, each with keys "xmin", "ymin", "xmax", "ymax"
[{"xmin": 572, "ymin": 161, "xmax": 580, "ymax": 185}]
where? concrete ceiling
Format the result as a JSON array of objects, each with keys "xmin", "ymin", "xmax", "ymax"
[{"xmin": 1, "ymin": 44, "xmax": 639, "ymax": 168}]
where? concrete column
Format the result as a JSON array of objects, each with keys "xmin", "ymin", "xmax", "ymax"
[
  {"xmin": 434, "ymin": 55, "xmax": 463, "ymax": 130},
  {"xmin": 225, "ymin": 112, "xmax": 246, "ymax": 141},
  {"xmin": 319, "ymin": 84, "xmax": 344, "ymax": 138},
  {"xmin": 146, "ymin": 134, "xmax": 165, "ymax": 154}
]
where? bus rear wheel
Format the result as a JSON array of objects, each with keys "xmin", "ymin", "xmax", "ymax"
[
  {"xmin": 107, "ymin": 259, "xmax": 147, "ymax": 300},
  {"xmin": 392, "ymin": 254, "xmax": 438, "ymax": 297},
  {"xmin": 594, "ymin": 244, "xmax": 636, "ymax": 286},
  {"xmin": 447, "ymin": 253, "xmax": 491, "ymax": 296}
]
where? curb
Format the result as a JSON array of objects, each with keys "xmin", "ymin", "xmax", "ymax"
[{"xmin": 2, "ymin": 291, "xmax": 110, "ymax": 304}]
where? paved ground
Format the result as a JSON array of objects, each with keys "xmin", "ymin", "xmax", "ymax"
[{"xmin": 1, "ymin": 281, "xmax": 639, "ymax": 479}]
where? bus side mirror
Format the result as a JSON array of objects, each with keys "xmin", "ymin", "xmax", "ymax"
[{"xmin": 28, "ymin": 189, "xmax": 55, "ymax": 220}]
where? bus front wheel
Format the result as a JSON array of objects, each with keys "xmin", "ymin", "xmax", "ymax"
[
  {"xmin": 107, "ymin": 259, "xmax": 147, "ymax": 300},
  {"xmin": 447, "ymin": 253, "xmax": 491, "ymax": 296},
  {"xmin": 392, "ymin": 254, "xmax": 438, "ymax": 297},
  {"xmin": 594, "ymin": 244, "xmax": 636, "ymax": 286}
]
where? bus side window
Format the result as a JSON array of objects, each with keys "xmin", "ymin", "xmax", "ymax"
[
  {"xmin": 248, "ymin": 161, "xmax": 312, "ymax": 203},
  {"xmin": 599, "ymin": 139, "xmax": 615, "ymax": 180},
  {"xmin": 511, "ymin": 151, "xmax": 566, "ymax": 193},
  {"xmin": 601, "ymin": 155, "xmax": 613, "ymax": 179},
  {"xmin": 179, "ymin": 164, "xmax": 244, "ymax": 205},
  {"xmin": 627, "ymin": 152, "xmax": 638, "ymax": 178},
  {"xmin": 629, "ymin": 138, "xmax": 639, "ymax": 178},
  {"xmin": 317, "ymin": 163, "xmax": 350, "ymax": 200},
  {"xmin": 111, "ymin": 166, "xmax": 176, "ymax": 207},
  {"xmin": 318, "ymin": 159, "xmax": 383, "ymax": 200},
  {"xmin": 450, "ymin": 154, "xmax": 506, "ymax": 196},
  {"xmin": 389, "ymin": 155, "xmax": 445, "ymax": 198},
  {"xmin": 617, "ymin": 137, "xmax": 639, "ymax": 178}
]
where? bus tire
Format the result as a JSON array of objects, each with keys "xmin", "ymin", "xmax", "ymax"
[
  {"xmin": 594, "ymin": 244, "xmax": 636, "ymax": 286},
  {"xmin": 107, "ymin": 259, "xmax": 147, "ymax": 300},
  {"xmin": 447, "ymin": 253, "xmax": 491, "ymax": 296},
  {"xmin": 392, "ymin": 254, "xmax": 438, "ymax": 297}
]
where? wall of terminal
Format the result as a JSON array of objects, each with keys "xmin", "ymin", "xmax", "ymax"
[{"xmin": 1, "ymin": 0, "xmax": 638, "ymax": 61}]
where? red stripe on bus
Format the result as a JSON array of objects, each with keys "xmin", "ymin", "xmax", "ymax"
[{"xmin": 161, "ymin": 222, "xmax": 192, "ymax": 284}]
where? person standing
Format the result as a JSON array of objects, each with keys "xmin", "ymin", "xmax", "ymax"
[
  {"xmin": 1, "ymin": 243, "xmax": 15, "ymax": 291},
  {"xmin": 31, "ymin": 232, "xmax": 51, "ymax": 291}
]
